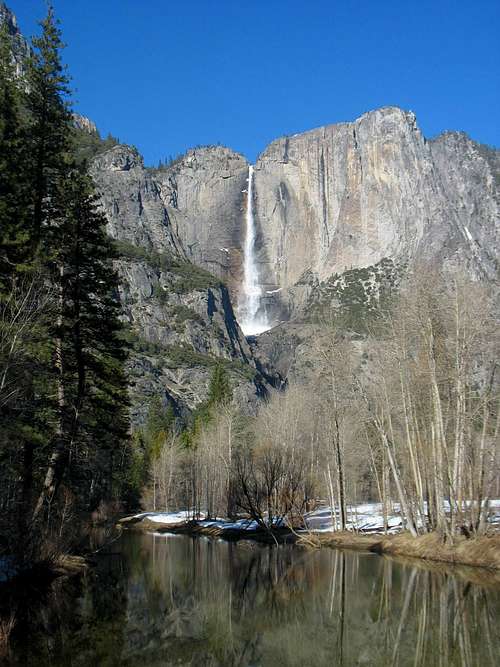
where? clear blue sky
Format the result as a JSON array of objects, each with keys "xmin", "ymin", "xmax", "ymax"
[{"xmin": 10, "ymin": 0, "xmax": 500, "ymax": 165}]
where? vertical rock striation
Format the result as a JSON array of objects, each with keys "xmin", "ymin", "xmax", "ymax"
[
  {"xmin": 253, "ymin": 107, "xmax": 499, "ymax": 297},
  {"xmin": 154, "ymin": 146, "xmax": 249, "ymax": 294}
]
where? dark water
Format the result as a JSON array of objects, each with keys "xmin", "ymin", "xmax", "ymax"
[{"xmin": 10, "ymin": 533, "xmax": 500, "ymax": 666}]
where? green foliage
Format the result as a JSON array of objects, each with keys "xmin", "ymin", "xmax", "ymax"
[
  {"xmin": 168, "ymin": 259, "xmax": 221, "ymax": 293},
  {"xmin": 161, "ymin": 344, "xmax": 255, "ymax": 381},
  {"xmin": 0, "ymin": 6, "xmax": 132, "ymax": 559},
  {"xmin": 113, "ymin": 239, "xmax": 150, "ymax": 262},
  {"xmin": 208, "ymin": 363, "xmax": 232, "ymax": 406},
  {"xmin": 128, "ymin": 399, "xmax": 176, "ymax": 497},
  {"xmin": 124, "ymin": 331, "xmax": 165, "ymax": 357},
  {"xmin": 117, "ymin": 430, "xmax": 148, "ymax": 512},
  {"xmin": 307, "ymin": 259, "xmax": 400, "ymax": 332},
  {"xmin": 71, "ymin": 126, "xmax": 120, "ymax": 164},
  {"xmin": 170, "ymin": 304, "xmax": 204, "ymax": 325},
  {"xmin": 114, "ymin": 240, "xmax": 222, "ymax": 293},
  {"xmin": 145, "ymin": 397, "xmax": 175, "ymax": 442},
  {"xmin": 0, "ymin": 26, "xmax": 30, "ymax": 290},
  {"xmin": 182, "ymin": 363, "xmax": 233, "ymax": 445},
  {"xmin": 163, "ymin": 344, "xmax": 215, "ymax": 368}
]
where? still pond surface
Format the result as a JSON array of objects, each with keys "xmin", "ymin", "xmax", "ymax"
[{"xmin": 12, "ymin": 532, "xmax": 500, "ymax": 666}]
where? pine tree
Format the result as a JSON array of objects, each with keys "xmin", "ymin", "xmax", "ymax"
[
  {"xmin": 34, "ymin": 167, "xmax": 130, "ymax": 518},
  {"xmin": 0, "ymin": 5, "xmax": 131, "ymax": 556},
  {"xmin": 207, "ymin": 363, "xmax": 232, "ymax": 407},
  {"xmin": 0, "ymin": 25, "xmax": 28, "ymax": 290},
  {"xmin": 0, "ymin": 20, "xmax": 55, "ymax": 558},
  {"xmin": 24, "ymin": 5, "xmax": 71, "ymax": 254}
]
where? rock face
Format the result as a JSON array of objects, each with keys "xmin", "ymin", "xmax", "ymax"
[
  {"xmin": 154, "ymin": 147, "xmax": 250, "ymax": 296},
  {"xmin": 253, "ymin": 107, "xmax": 499, "ymax": 299},
  {"xmin": 91, "ymin": 145, "xmax": 275, "ymax": 422},
  {"xmin": 430, "ymin": 132, "xmax": 500, "ymax": 280},
  {"xmin": 72, "ymin": 113, "xmax": 98, "ymax": 134},
  {"xmin": 68, "ymin": 116, "xmax": 500, "ymax": 417},
  {"xmin": 91, "ymin": 145, "xmax": 185, "ymax": 256},
  {"xmin": 129, "ymin": 108, "xmax": 498, "ymax": 329},
  {"xmin": 0, "ymin": 2, "xmax": 30, "ymax": 76}
]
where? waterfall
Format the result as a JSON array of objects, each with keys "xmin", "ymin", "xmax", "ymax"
[{"xmin": 239, "ymin": 166, "xmax": 270, "ymax": 336}]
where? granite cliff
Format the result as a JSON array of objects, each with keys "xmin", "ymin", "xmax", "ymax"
[
  {"xmin": 90, "ymin": 112, "xmax": 499, "ymax": 418},
  {"xmin": 139, "ymin": 107, "xmax": 498, "ymax": 327},
  {"xmin": 90, "ymin": 145, "xmax": 277, "ymax": 422}
]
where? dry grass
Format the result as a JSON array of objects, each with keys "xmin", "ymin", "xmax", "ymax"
[
  {"xmin": 0, "ymin": 612, "xmax": 16, "ymax": 660},
  {"xmin": 382, "ymin": 552, "xmax": 500, "ymax": 587},
  {"xmin": 298, "ymin": 531, "xmax": 388, "ymax": 551},
  {"xmin": 53, "ymin": 554, "xmax": 88, "ymax": 575},
  {"xmin": 375, "ymin": 532, "xmax": 500, "ymax": 570},
  {"xmin": 299, "ymin": 530, "xmax": 500, "ymax": 570}
]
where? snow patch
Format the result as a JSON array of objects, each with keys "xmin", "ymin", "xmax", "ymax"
[{"xmin": 132, "ymin": 500, "xmax": 500, "ymax": 536}]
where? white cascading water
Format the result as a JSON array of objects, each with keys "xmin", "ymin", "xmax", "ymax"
[{"xmin": 239, "ymin": 166, "xmax": 270, "ymax": 336}]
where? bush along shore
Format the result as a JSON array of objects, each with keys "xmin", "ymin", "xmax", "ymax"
[{"xmin": 118, "ymin": 503, "xmax": 500, "ymax": 570}]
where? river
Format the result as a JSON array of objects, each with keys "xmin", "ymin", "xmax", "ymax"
[{"xmin": 9, "ymin": 532, "xmax": 500, "ymax": 666}]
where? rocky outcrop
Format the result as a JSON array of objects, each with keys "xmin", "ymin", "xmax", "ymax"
[
  {"xmin": 89, "ymin": 116, "xmax": 500, "ymax": 415},
  {"xmin": 118, "ymin": 252, "xmax": 267, "ymax": 422},
  {"xmin": 91, "ymin": 145, "xmax": 185, "ymax": 256},
  {"xmin": 136, "ymin": 108, "xmax": 498, "ymax": 331},
  {"xmin": 0, "ymin": 2, "xmax": 30, "ymax": 77},
  {"xmin": 72, "ymin": 113, "xmax": 98, "ymax": 134},
  {"xmin": 430, "ymin": 132, "xmax": 500, "ymax": 280}
]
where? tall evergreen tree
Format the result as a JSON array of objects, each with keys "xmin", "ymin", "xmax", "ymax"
[
  {"xmin": 0, "ymin": 6, "xmax": 131, "ymax": 550},
  {"xmin": 24, "ymin": 5, "xmax": 71, "ymax": 255},
  {"xmin": 0, "ymin": 25, "xmax": 28, "ymax": 290},
  {"xmin": 33, "ymin": 165, "xmax": 131, "ymax": 520}
]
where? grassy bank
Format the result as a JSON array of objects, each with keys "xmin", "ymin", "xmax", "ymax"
[
  {"xmin": 376, "ymin": 532, "xmax": 500, "ymax": 570},
  {"xmin": 307, "ymin": 531, "xmax": 500, "ymax": 570}
]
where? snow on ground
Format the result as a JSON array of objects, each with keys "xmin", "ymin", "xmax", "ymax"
[
  {"xmin": 304, "ymin": 500, "xmax": 500, "ymax": 534},
  {"xmin": 200, "ymin": 518, "xmax": 260, "ymax": 531},
  {"xmin": 133, "ymin": 501, "xmax": 500, "ymax": 535},
  {"xmin": 132, "ymin": 510, "xmax": 205, "ymax": 524},
  {"xmin": 304, "ymin": 503, "xmax": 402, "ymax": 534},
  {"xmin": 132, "ymin": 511, "xmax": 286, "ymax": 533}
]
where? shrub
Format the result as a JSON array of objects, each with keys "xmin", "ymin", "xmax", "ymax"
[{"xmin": 113, "ymin": 241, "xmax": 222, "ymax": 294}]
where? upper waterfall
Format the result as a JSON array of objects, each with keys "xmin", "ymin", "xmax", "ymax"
[{"xmin": 238, "ymin": 166, "xmax": 270, "ymax": 336}]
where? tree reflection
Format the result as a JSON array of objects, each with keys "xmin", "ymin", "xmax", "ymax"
[{"xmin": 8, "ymin": 533, "xmax": 500, "ymax": 666}]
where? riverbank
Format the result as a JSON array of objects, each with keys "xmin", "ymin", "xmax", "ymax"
[
  {"xmin": 119, "ymin": 511, "xmax": 500, "ymax": 570},
  {"xmin": 305, "ymin": 531, "xmax": 500, "ymax": 570},
  {"xmin": 118, "ymin": 513, "xmax": 296, "ymax": 543}
]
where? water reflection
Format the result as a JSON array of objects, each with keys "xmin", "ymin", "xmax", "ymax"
[{"xmin": 11, "ymin": 533, "xmax": 500, "ymax": 666}]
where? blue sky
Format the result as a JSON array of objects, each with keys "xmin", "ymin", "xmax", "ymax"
[{"xmin": 10, "ymin": 0, "xmax": 500, "ymax": 165}]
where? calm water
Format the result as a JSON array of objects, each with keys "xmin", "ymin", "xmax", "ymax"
[{"xmin": 10, "ymin": 533, "xmax": 500, "ymax": 666}]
